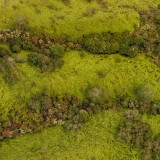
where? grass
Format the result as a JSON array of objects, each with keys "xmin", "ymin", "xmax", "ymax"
[
  {"xmin": 0, "ymin": 0, "xmax": 160, "ymax": 40},
  {"xmin": 0, "ymin": 110, "xmax": 141, "ymax": 160},
  {"xmin": 1, "ymin": 1, "xmax": 160, "ymax": 159},
  {"xmin": 1, "ymin": 50, "xmax": 160, "ymax": 120}
]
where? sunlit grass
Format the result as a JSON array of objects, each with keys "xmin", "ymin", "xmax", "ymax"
[
  {"xmin": 0, "ymin": 0, "xmax": 159, "ymax": 40},
  {"xmin": 1, "ymin": 50, "xmax": 160, "ymax": 120},
  {"xmin": 0, "ymin": 110, "xmax": 140, "ymax": 160}
]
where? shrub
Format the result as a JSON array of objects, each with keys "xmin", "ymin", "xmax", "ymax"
[
  {"xmin": 83, "ymin": 33, "xmax": 108, "ymax": 54},
  {"xmin": 0, "ymin": 47, "xmax": 11, "ymax": 57},
  {"xmin": 11, "ymin": 16, "xmax": 29, "ymax": 31},
  {"xmin": 117, "ymin": 112, "xmax": 153, "ymax": 159},
  {"xmin": 135, "ymin": 84, "xmax": 154, "ymax": 102},
  {"xmin": 97, "ymin": 70, "xmax": 106, "ymax": 78},
  {"xmin": 27, "ymin": 52, "xmax": 62, "ymax": 72},
  {"xmin": 83, "ymin": 8, "xmax": 97, "ymax": 17},
  {"xmin": 27, "ymin": 52, "xmax": 42, "ymax": 67},
  {"xmin": 86, "ymin": 85, "xmax": 107, "ymax": 103},
  {"xmin": 82, "ymin": 32, "xmax": 138, "ymax": 57},
  {"xmin": 155, "ymin": 11, "xmax": 160, "ymax": 23},
  {"xmin": 117, "ymin": 117, "xmax": 152, "ymax": 147},
  {"xmin": 120, "ymin": 45, "xmax": 138, "ymax": 58},
  {"xmin": 10, "ymin": 38, "xmax": 22, "ymax": 53},
  {"xmin": 50, "ymin": 44, "xmax": 65, "ymax": 58},
  {"xmin": 79, "ymin": 109, "xmax": 89, "ymax": 122},
  {"xmin": 10, "ymin": 45, "xmax": 21, "ymax": 53},
  {"xmin": 3, "ymin": 58, "xmax": 19, "ymax": 84}
]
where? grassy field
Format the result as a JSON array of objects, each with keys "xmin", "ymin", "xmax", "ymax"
[
  {"xmin": 1, "ymin": 110, "xmax": 160, "ymax": 160},
  {"xmin": 0, "ymin": 110, "xmax": 141, "ymax": 160},
  {"xmin": 1, "ymin": 51, "xmax": 160, "ymax": 120},
  {"xmin": 0, "ymin": 0, "xmax": 159, "ymax": 40},
  {"xmin": 1, "ymin": 0, "xmax": 160, "ymax": 159}
]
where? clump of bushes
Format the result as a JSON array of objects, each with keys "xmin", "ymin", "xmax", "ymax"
[
  {"xmin": 28, "ymin": 52, "xmax": 43, "ymax": 67},
  {"xmin": 50, "ymin": 43, "xmax": 65, "ymax": 58},
  {"xmin": 135, "ymin": 84, "xmax": 154, "ymax": 102},
  {"xmin": 0, "ymin": 56, "xmax": 19, "ymax": 84},
  {"xmin": 27, "ymin": 52, "xmax": 64, "ymax": 72},
  {"xmin": 82, "ymin": 32, "xmax": 139, "ymax": 57},
  {"xmin": 11, "ymin": 16, "xmax": 30, "ymax": 31},
  {"xmin": 9, "ymin": 38, "xmax": 22, "ymax": 53},
  {"xmin": 117, "ymin": 111, "xmax": 160, "ymax": 160},
  {"xmin": 85, "ymin": 85, "xmax": 108, "ymax": 104},
  {"xmin": 0, "ymin": 47, "xmax": 11, "ymax": 57}
]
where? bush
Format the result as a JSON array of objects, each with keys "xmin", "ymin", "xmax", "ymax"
[
  {"xmin": 135, "ymin": 84, "xmax": 154, "ymax": 102},
  {"xmin": 86, "ymin": 85, "xmax": 107, "ymax": 103},
  {"xmin": 0, "ymin": 47, "xmax": 11, "ymax": 57},
  {"xmin": 117, "ymin": 117, "xmax": 152, "ymax": 147},
  {"xmin": 27, "ymin": 52, "xmax": 62, "ymax": 72},
  {"xmin": 28, "ymin": 52, "xmax": 42, "ymax": 67},
  {"xmin": 155, "ymin": 11, "xmax": 160, "ymax": 23},
  {"xmin": 10, "ymin": 38, "xmax": 22, "ymax": 53},
  {"xmin": 3, "ymin": 58, "xmax": 19, "ymax": 84},
  {"xmin": 117, "ymin": 112, "xmax": 154, "ymax": 159},
  {"xmin": 82, "ymin": 32, "xmax": 138, "ymax": 57},
  {"xmin": 11, "ymin": 16, "xmax": 29, "ymax": 31},
  {"xmin": 50, "ymin": 44, "xmax": 65, "ymax": 58},
  {"xmin": 10, "ymin": 45, "xmax": 21, "ymax": 53},
  {"xmin": 120, "ymin": 45, "xmax": 138, "ymax": 58},
  {"xmin": 83, "ymin": 33, "xmax": 109, "ymax": 54}
]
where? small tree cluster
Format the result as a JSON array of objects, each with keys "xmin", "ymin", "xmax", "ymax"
[
  {"xmin": 117, "ymin": 111, "xmax": 160, "ymax": 160},
  {"xmin": 82, "ymin": 32, "xmax": 139, "ymax": 57}
]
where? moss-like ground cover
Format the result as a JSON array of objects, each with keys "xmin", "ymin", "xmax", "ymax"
[
  {"xmin": 0, "ymin": 110, "xmax": 142, "ymax": 160},
  {"xmin": 1, "ymin": 0, "xmax": 160, "ymax": 159},
  {"xmin": 0, "ymin": 0, "xmax": 159, "ymax": 40},
  {"xmin": 1, "ymin": 51, "xmax": 160, "ymax": 120}
]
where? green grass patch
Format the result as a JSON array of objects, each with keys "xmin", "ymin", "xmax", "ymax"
[
  {"xmin": 1, "ymin": 51, "xmax": 160, "ymax": 120},
  {"xmin": 0, "ymin": 110, "xmax": 140, "ymax": 160},
  {"xmin": 1, "ymin": 0, "xmax": 160, "ymax": 40}
]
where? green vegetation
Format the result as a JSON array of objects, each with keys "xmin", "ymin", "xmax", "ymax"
[
  {"xmin": 0, "ymin": 110, "xmax": 141, "ymax": 160},
  {"xmin": 0, "ymin": 0, "xmax": 159, "ymax": 40},
  {"xmin": 1, "ymin": 0, "xmax": 160, "ymax": 160},
  {"xmin": 117, "ymin": 111, "xmax": 160, "ymax": 160}
]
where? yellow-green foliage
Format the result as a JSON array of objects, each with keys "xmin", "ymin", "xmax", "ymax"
[
  {"xmin": 0, "ymin": 0, "xmax": 159, "ymax": 40},
  {"xmin": 1, "ymin": 1, "xmax": 160, "ymax": 159},
  {"xmin": 1, "ymin": 51, "xmax": 160, "ymax": 120},
  {"xmin": 143, "ymin": 114, "xmax": 160, "ymax": 136},
  {"xmin": 0, "ymin": 110, "xmax": 141, "ymax": 160}
]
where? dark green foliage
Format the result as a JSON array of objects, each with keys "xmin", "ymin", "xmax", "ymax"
[
  {"xmin": 11, "ymin": 45, "xmax": 21, "ymax": 53},
  {"xmin": 28, "ymin": 52, "xmax": 42, "ymax": 67},
  {"xmin": 97, "ymin": 70, "xmax": 106, "ymax": 78},
  {"xmin": 9, "ymin": 38, "xmax": 22, "ymax": 53},
  {"xmin": 27, "ymin": 52, "xmax": 61, "ymax": 72},
  {"xmin": 155, "ymin": 43, "xmax": 160, "ymax": 55},
  {"xmin": 117, "ymin": 112, "xmax": 152, "ymax": 147},
  {"xmin": 0, "ymin": 47, "xmax": 11, "ymax": 57},
  {"xmin": 86, "ymin": 85, "xmax": 107, "ymax": 103},
  {"xmin": 117, "ymin": 112, "xmax": 154, "ymax": 159},
  {"xmin": 82, "ymin": 32, "xmax": 139, "ymax": 57},
  {"xmin": 119, "ymin": 45, "xmax": 138, "ymax": 57},
  {"xmin": 50, "ymin": 43, "xmax": 65, "ymax": 58},
  {"xmin": 135, "ymin": 84, "xmax": 154, "ymax": 102},
  {"xmin": 0, "ymin": 57, "xmax": 19, "ymax": 84},
  {"xmin": 155, "ymin": 11, "xmax": 160, "ymax": 23},
  {"xmin": 11, "ymin": 16, "xmax": 30, "ymax": 31},
  {"xmin": 117, "ymin": 111, "xmax": 160, "ymax": 160}
]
